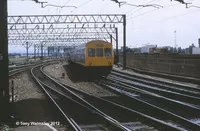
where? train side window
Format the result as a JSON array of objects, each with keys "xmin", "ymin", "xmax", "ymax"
[
  {"xmin": 105, "ymin": 48, "xmax": 112, "ymax": 56},
  {"xmin": 96, "ymin": 48, "xmax": 103, "ymax": 57},
  {"xmin": 88, "ymin": 48, "xmax": 95, "ymax": 57}
]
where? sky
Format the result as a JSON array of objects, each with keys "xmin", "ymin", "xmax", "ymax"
[{"xmin": 8, "ymin": 0, "xmax": 200, "ymax": 53}]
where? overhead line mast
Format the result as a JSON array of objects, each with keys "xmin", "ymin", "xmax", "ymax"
[{"xmin": 0, "ymin": 0, "xmax": 9, "ymax": 122}]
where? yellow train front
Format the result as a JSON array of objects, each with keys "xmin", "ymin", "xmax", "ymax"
[{"xmin": 69, "ymin": 40, "xmax": 114, "ymax": 76}]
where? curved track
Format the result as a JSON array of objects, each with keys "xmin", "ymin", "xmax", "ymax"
[
  {"xmin": 30, "ymin": 62, "xmax": 200, "ymax": 130},
  {"xmin": 40, "ymin": 63, "xmax": 196, "ymax": 131},
  {"xmin": 31, "ymin": 64, "xmax": 132, "ymax": 131}
]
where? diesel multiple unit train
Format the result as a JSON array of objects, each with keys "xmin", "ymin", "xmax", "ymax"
[{"xmin": 68, "ymin": 40, "xmax": 114, "ymax": 76}]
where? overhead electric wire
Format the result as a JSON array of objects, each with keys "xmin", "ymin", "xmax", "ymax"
[
  {"xmin": 58, "ymin": 0, "xmax": 71, "ymax": 14},
  {"xmin": 41, "ymin": 4, "xmax": 76, "ymax": 8},
  {"xmin": 121, "ymin": 3, "xmax": 163, "ymax": 9},
  {"xmin": 126, "ymin": 0, "xmax": 161, "ymax": 21},
  {"xmin": 187, "ymin": 5, "xmax": 200, "ymax": 8},
  {"xmin": 131, "ymin": 9, "xmax": 200, "ymax": 31},
  {"xmin": 126, "ymin": 0, "xmax": 162, "ymax": 21},
  {"xmin": 156, "ymin": 9, "xmax": 200, "ymax": 23},
  {"xmin": 127, "ymin": 3, "xmax": 181, "ymax": 21},
  {"xmin": 127, "ymin": 0, "xmax": 200, "ymax": 21},
  {"xmin": 70, "ymin": 0, "xmax": 93, "ymax": 13},
  {"xmin": 126, "ymin": 0, "xmax": 198, "ymax": 20},
  {"xmin": 127, "ymin": 1, "xmax": 200, "ymax": 31},
  {"xmin": 126, "ymin": 0, "xmax": 160, "ymax": 15}
]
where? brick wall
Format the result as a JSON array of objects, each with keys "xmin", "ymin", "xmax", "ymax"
[{"xmin": 119, "ymin": 53, "xmax": 200, "ymax": 78}]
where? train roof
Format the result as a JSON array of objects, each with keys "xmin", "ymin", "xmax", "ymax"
[
  {"xmin": 87, "ymin": 40, "xmax": 110, "ymax": 43},
  {"xmin": 73, "ymin": 40, "xmax": 111, "ymax": 50},
  {"xmin": 86, "ymin": 40, "xmax": 111, "ymax": 45}
]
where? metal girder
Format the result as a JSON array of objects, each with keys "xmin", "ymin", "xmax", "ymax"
[
  {"xmin": 45, "ymin": 42, "xmax": 84, "ymax": 47},
  {"xmin": 8, "ymin": 26, "xmax": 116, "ymax": 45},
  {"xmin": 8, "ymin": 27, "xmax": 116, "ymax": 35},
  {"xmin": 8, "ymin": 37, "xmax": 109, "ymax": 46},
  {"xmin": 9, "ymin": 34, "xmax": 110, "ymax": 41},
  {"xmin": 8, "ymin": 15, "xmax": 124, "ymax": 24},
  {"xmin": 33, "ymin": 42, "xmax": 81, "ymax": 47},
  {"xmin": 8, "ymin": 23, "xmax": 115, "ymax": 30},
  {"xmin": 8, "ymin": 14, "xmax": 127, "ymax": 69},
  {"xmin": 7, "ymin": 15, "xmax": 122, "ymax": 47},
  {"xmin": 9, "ymin": 33, "xmax": 111, "ymax": 39},
  {"xmin": 8, "ymin": 32, "xmax": 114, "ymax": 39}
]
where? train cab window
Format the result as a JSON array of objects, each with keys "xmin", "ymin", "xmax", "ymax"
[
  {"xmin": 96, "ymin": 48, "xmax": 103, "ymax": 57},
  {"xmin": 104, "ymin": 48, "xmax": 112, "ymax": 56},
  {"xmin": 88, "ymin": 48, "xmax": 95, "ymax": 57}
]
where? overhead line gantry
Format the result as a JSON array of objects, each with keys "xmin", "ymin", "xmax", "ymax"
[{"xmin": 8, "ymin": 14, "xmax": 126, "ymax": 68}]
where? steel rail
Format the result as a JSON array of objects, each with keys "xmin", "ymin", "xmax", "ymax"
[
  {"xmin": 9, "ymin": 67, "xmax": 30, "ymax": 77},
  {"xmin": 115, "ymin": 64, "xmax": 200, "ymax": 87},
  {"xmin": 105, "ymin": 76, "xmax": 200, "ymax": 110},
  {"xmin": 40, "ymin": 66, "xmax": 132, "ymax": 131},
  {"xmin": 111, "ymin": 70, "xmax": 200, "ymax": 97},
  {"xmin": 52, "ymin": 77, "xmax": 186, "ymax": 131},
  {"xmin": 9, "ymin": 63, "xmax": 40, "ymax": 71},
  {"xmin": 31, "ymin": 65, "xmax": 82, "ymax": 131},
  {"xmin": 112, "ymin": 69, "xmax": 200, "ymax": 93},
  {"xmin": 108, "ymin": 74, "xmax": 200, "ymax": 106},
  {"xmin": 35, "ymin": 78, "xmax": 102, "ymax": 114},
  {"xmin": 97, "ymin": 78, "xmax": 200, "ymax": 130},
  {"xmin": 8, "ymin": 59, "xmax": 57, "ymax": 76}
]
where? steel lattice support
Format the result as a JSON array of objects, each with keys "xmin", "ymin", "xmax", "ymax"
[
  {"xmin": 8, "ymin": 14, "xmax": 127, "ymax": 69},
  {"xmin": 22, "ymin": 42, "xmax": 32, "ymax": 62},
  {"xmin": 8, "ymin": 33, "xmax": 112, "ymax": 40},
  {"xmin": 8, "ymin": 27, "xmax": 116, "ymax": 35},
  {"xmin": 115, "ymin": 28, "xmax": 119, "ymax": 63},
  {"xmin": 123, "ymin": 15, "xmax": 126, "ymax": 69},
  {"xmin": 8, "ymin": 27, "xmax": 117, "ymax": 45},
  {"xmin": 8, "ymin": 15, "xmax": 124, "ymax": 24},
  {"xmin": 0, "ymin": 0, "xmax": 9, "ymax": 122}
]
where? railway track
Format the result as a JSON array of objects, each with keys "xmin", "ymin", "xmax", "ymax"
[
  {"xmin": 9, "ymin": 65, "xmax": 33, "ymax": 77},
  {"xmin": 39, "ymin": 64, "xmax": 196, "ymax": 131},
  {"xmin": 9, "ymin": 60, "xmax": 57, "ymax": 77},
  {"xmin": 110, "ymin": 70, "xmax": 200, "ymax": 108},
  {"xmin": 30, "ymin": 62, "xmax": 200, "ymax": 130},
  {"xmin": 31, "ymin": 64, "xmax": 134, "ymax": 131},
  {"xmin": 94, "ymin": 69, "xmax": 200, "ymax": 130},
  {"xmin": 116, "ymin": 65, "xmax": 200, "ymax": 85},
  {"xmin": 112, "ymin": 69, "xmax": 200, "ymax": 95}
]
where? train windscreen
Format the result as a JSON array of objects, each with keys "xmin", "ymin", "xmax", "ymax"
[
  {"xmin": 88, "ymin": 48, "xmax": 95, "ymax": 57},
  {"xmin": 104, "ymin": 48, "xmax": 112, "ymax": 56},
  {"xmin": 97, "ymin": 48, "xmax": 103, "ymax": 57}
]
